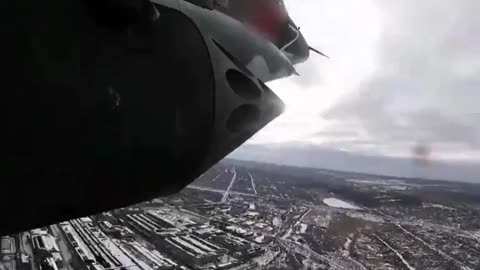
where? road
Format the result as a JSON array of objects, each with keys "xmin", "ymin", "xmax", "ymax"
[
  {"xmin": 374, "ymin": 211, "xmax": 474, "ymax": 270},
  {"xmin": 187, "ymin": 184, "xmax": 298, "ymax": 202},
  {"xmin": 221, "ymin": 167, "xmax": 237, "ymax": 203},
  {"xmin": 394, "ymin": 224, "xmax": 472, "ymax": 270},
  {"xmin": 281, "ymin": 207, "xmax": 311, "ymax": 240},
  {"xmin": 210, "ymin": 170, "xmax": 226, "ymax": 183},
  {"xmin": 187, "ymin": 185, "xmax": 267, "ymax": 199},
  {"xmin": 374, "ymin": 235, "xmax": 415, "ymax": 270},
  {"xmin": 280, "ymin": 239, "xmax": 349, "ymax": 270},
  {"xmin": 50, "ymin": 225, "xmax": 75, "ymax": 270},
  {"xmin": 248, "ymin": 173, "xmax": 257, "ymax": 195}
]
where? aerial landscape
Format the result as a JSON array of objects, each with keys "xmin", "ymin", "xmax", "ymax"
[{"xmin": 2, "ymin": 160, "xmax": 480, "ymax": 270}]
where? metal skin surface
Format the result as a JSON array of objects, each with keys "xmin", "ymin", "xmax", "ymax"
[
  {"xmin": 167, "ymin": 0, "xmax": 310, "ymax": 81},
  {"xmin": 1, "ymin": 0, "xmax": 310, "ymax": 236}
]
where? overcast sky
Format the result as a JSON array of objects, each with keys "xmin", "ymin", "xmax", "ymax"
[{"xmin": 230, "ymin": 0, "xmax": 480, "ymax": 181}]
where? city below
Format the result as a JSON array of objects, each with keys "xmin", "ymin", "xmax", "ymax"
[{"xmin": 1, "ymin": 159, "xmax": 479, "ymax": 270}]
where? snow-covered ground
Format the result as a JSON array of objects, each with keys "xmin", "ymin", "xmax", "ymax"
[
  {"xmin": 323, "ymin": 198, "xmax": 361, "ymax": 210},
  {"xmin": 474, "ymin": 230, "xmax": 480, "ymax": 240},
  {"xmin": 254, "ymin": 249, "xmax": 280, "ymax": 266},
  {"xmin": 375, "ymin": 235, "xmax": 415, "ymax": 270},
  {"xmin": 346, "ymin": 179, "xmax": 406, "ymax": 185},
  {"xmin": 312, "ymin": 214, "xmax": 331, "ymax": 228},
  {"xmin": 304, "ymin": 206, "xmax": 333, "ymax": 228},
  {"xmin": 388, "ymin": 185, "xmax": 408, "ymax": 190},
  {"xmin": 395, "ymin": 224, "xmax": 473, "ymax": 270},
  {"xmin": 346, "ymin": 179, "xmax": 410, "ymax": 190}
]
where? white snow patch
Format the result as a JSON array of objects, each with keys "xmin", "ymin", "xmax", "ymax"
[
  {"xmin": 282, "ymin": 228, "xmax": 293, "ymax": 240},
  {"xmin": 422, "ymin": 203, "xmax": 455, "ymax": 211},
  {"xmin": 323, "ymin": 198, "xmax": 361, "ymax": 210},
  {"xmin": 343, "ymin": 237, "xmax": 352, "ymax": 250},
  {"xmin": 347, "ymin": 212, "xmax": 384, "ymax": 223},
  {"xmin": 474, "ymin": 230, "xmax": 480, "ymax": 240},
  {"xmin": 299, "ymin": 223, "xmax": 308, "ymax": 234},
  {"xmin": 272, "ymin": 217, "xmax": 282, "ymax": 227},
  {"xmin": 388, "ymin": 186, "xmax": 408, "ymax": 190},
  {"xmin": 341, "ymin": 237, "xmax": 352, "ymax": 257},
  {"xmin": 389, "ymin": 185, "xmax": 408, "ymax": 190},
  {"xmin": 254, "ymin": 235, "xmax": 265, "ymax": 243},
  {"xmin": 346, "ymin": 179, "xmax": 406, "ymax": 185}
]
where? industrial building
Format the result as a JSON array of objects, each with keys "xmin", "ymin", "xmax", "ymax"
[
  {"xmin": 30, "ymin": 229, "xmax": 63, "ymax": 266},
  {"xmin": 213, "ymin": 234, "xmax": 250, "ymax": 252},
  {"xmin": 224, "ymin": 225, "xmax": 254, "ymax": 239},
  {"xmin": 64, "ymin": 219, "xmax": 140, "ymax": 270},
  {"xmin": 115, "ymin": 239, "xmax": 178, "ymax": 270},
  {"xmin": 98, "ymin": 221, "xmax": 135, "ymax": 239},
  {"xmin": 31, "ymin": 235, "xmax": 60, "ymax": 253},
  {"xmin": 39, "ymin": 256, "xmax": 59, "ymax": 270},
  {"xmin": 147, "ymin": 209, "xmax": 197, "ymax": 229},
  {"xmin": 121, "ymin": 209, "xmax": 229, "ymax": 267},
  {"xmin": 59, "ymin": 217, "xmax": 182, "ymax": 270},
  {"xmin": 160, "ymin": 235, "xmax": 226, "ymax": 266},
  {"xmin": 192, "ymin": 225, "xmax": 251, "ymax": 253},
  {"xmin": 125, "ymin": 213, "xmax": 169, "ymax": 233},
  {"xmin": 124, "ymin": 213, "xmax": 182, "ymax": 238}
]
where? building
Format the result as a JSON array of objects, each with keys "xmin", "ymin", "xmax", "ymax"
[
  {"xmin": 124, "ymin": 212, "xmax": 184, "ymax": 238},
  {"xmin": 65, "ymin": 219, "xmax": 141, "ymax": 270},
  {"xmin": 224, "ymin": 225, "xmax": 254, "ymax": 239},
  {"xmin": 98, "ymin": 221, "xmax": 113, "ymax": 231},
  {"xmin": 30, "ymin": 231, "xmax": 63, "ymax": 267},
  {"xmin": 32, "ymin": 235, "xmax": 60, "ymax": 253},
  {"xmin": 39, "ymin": 256, "xmax": 59, "ymax": 270},
  {"xmin": 124, "ymin": 213, "xmax": 167, "ymax": 238},
  {"xmin": 99, "ymin": 221, "xmax": 135, "ymax": 240},
  {"xmin": 213, "ymin": 234, "xmax": 250, "ymax": 252},
  {"xmin": 160, "ymin": 235, "xmax": 226, "ymax": 266},
  {"xmin": 147, "ymin": 209, "xmax": 197, "ymax": 230},
  {"xmin": 61, "ymin": 223, "xmax": 87, "ymax": 265},
  {"xmin": 31, "ymin": 228, "xmax": 49, "ymax": 236},
  {"xmin": 1, "ymin": 236, "xmax": 15, "ymax": 255},
  {"xmin": 87, "ymin": 263, "xmax": 104, "ymax": 270},
  {"xmin": 116, "ymin": 239, "xmax": 178, "ymax": 270},
  {"xmin": 194, "ymin": 225, "xmax": 224, "ymax": 238},
  {"xmin": 51, "ymin": 253, "xmax": 63, "ymax": 263},
  {"xmin": 191, "ymin": 225, "xmax": 251, "ymax": 254}
]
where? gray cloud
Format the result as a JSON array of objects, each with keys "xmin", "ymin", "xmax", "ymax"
[
  {"xmin": 290, "ymin": 59, "xmax": 325, "ymax": 87},
  {"xmin": 230, "ymin": 143, "xmax": 480, "ymax": 182},
  {"xmin": 312, "ymin": 129, "xmax": 360, "ymax": 138},
  {"xmin": 324, "ymin": 0, "xmax": 480, "ymax": 155}
]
